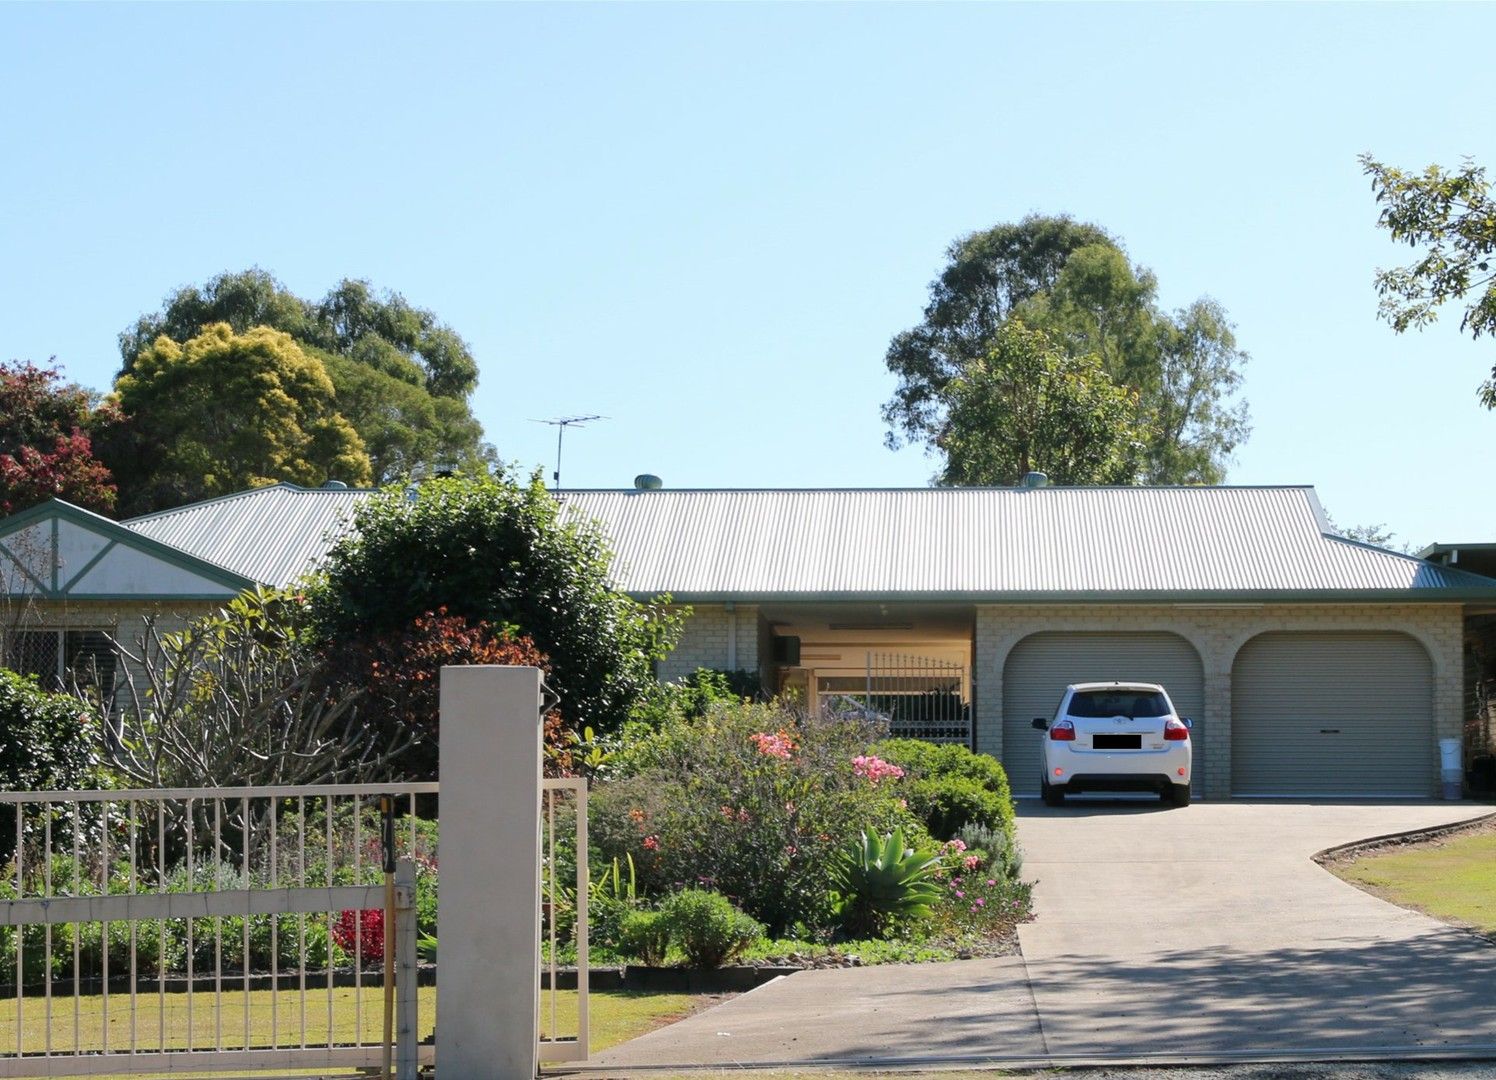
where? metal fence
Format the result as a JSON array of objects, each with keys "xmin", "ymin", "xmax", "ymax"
[
  {"xmin": 0, "ymin": 782, "xmax": 437, "ymax": 1078},
  {"xmin": 830, "ymin": 651, "xmax": 972, "ymax": 745}
]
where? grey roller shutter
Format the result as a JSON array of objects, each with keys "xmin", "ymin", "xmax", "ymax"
[
  {"xmin": 1231, "ymin": 632, "xmax": 1434, "ymax": 797},
  {"xmin": 1001, "ymin": 632, "xmax": 1205, "ymax": 796}
]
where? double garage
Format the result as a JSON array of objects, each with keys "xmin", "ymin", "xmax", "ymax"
[{"xmin": 999, "ymin": 630, "xmax": 1436, "ymax": 798}]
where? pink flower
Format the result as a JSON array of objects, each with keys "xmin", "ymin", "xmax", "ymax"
[
  {"xmin": 642, "ymin": 835, "xmax": 660, "ymax": 851},
  {"xmin": 974, "ymin": 897, "xmax": 985, "ymax": 907},
  {"xmin": 944, "ymin": 839, "xmax": 967, "ymax": 853},
  {"xmin": 955, "ymin": 890, "xmax": 965, "ymax": 899},
  {"xmin": 851, "ymin": 755, "xmax": 905, "ymax": 785},
  {"xmin": 986, "ymin": 879, "xmax": 997, "ymax": 887},
  {"xmin": 963, "ymin": 855, "xmax": 981, "ymax": 871},
  {"xmin": 751, "ymin": 731, "xmax": 796, "ymax": 759}
]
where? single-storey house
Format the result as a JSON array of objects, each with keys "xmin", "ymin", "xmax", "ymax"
[{"xmin": 3, "ymin": 479, "xmax": 1495, "ymax": 800}]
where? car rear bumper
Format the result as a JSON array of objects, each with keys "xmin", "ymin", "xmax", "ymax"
[{"xmin": 1055, "ymin": 773, "xmax": 1185, "ymax": 795}]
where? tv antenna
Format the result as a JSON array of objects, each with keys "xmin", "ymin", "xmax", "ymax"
[{"xmin": 529, "ymin": 414, "xmax": 607, "ymax": 488}]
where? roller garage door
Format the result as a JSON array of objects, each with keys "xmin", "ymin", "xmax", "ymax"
[
  {"xmin": 1002, "ymin": 632, "xmax": 1204, "ymax": 796},
  {"xmin": 1231, "ymin": 632, "xmax": 1434, "ymax": 797}
]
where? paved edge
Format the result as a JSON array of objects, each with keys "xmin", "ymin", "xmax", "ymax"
[{"xmin": 1312, "ymin": 809, "xmax": 1496, "ymax": 864}]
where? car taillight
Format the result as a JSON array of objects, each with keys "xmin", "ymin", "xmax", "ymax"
[
  {"xmin": 1049, "ymin": 719, "xmax": 1076, "ymax": 742},
  {"xmin": 1163, "ymin": 717, "xmax": 1190, "ymax": 741}
]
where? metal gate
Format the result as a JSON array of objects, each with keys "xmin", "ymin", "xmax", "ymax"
[
  {"xmin": 0, "ymin": 782, "xmax": 436, "ymax": 1078},
  {"xmin": 540, "ymin": 776, "xmax": 589, "ymax": 1064},
  {"xmin": 823, "ymin": 652, "xmax": 971, "ymax": 745}
]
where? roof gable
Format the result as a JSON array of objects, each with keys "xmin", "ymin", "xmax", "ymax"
[{"xmin": 0, "ymin": 500, "xmax": 254, "ymax": 600}]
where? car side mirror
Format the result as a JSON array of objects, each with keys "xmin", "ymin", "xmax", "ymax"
[
  {"xmin": 1181, "ymin": 717, "xmax": 1193, "ymax": 729},
  {"xmin": 1031, "ymin": 717, "xmax": 1048, "ymax": 731}
]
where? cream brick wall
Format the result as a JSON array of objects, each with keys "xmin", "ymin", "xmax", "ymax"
[
  {"xmin": 658, "ymin": 604, "xmax": 762, "ymax": 684},
  {"xmin": 975, "ymin": 603, "xmax": 1465, "ymax": 799}
]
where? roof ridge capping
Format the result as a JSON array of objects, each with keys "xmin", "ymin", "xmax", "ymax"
[
  {"xmin": 560, "ymin": 484, "xmax": 1322, "ymax": 494},
  {"xmin": 123, "ymin": 481, "xmax": 378, "ymax": 523}
]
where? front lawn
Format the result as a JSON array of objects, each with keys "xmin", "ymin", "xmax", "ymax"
[
  {"xmin": 1332, "ymin": 819, "xmax": 1496, "ymax": 935},
  {"xmin": 0, "ymin": 985, "xmax": 693, "ymax": 1061}
]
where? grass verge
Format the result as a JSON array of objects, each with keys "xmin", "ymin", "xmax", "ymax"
[{"xmin": 1332, "ymin": 819, "xmax": 1496, "ymax": 935}]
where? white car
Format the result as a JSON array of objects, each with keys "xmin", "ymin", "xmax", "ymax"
[{"xmin": 1031, "ymin": 682, "xmax": 1193, "ymax": 807}]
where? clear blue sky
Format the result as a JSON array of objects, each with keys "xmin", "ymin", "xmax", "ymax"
[{"xmin": 2, "ymin": 3, "xmax": 1492, "ymax": 547}]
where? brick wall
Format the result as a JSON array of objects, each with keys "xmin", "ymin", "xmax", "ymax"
[
  {"xmin": 3, "ymin": 599, "xmax": 219, "ymax": 696},
  {"xmin": 974, "ymin": 603, "xmax": 1465, "ymax": 798},
  {"xmin": 658, "ymin": 604, "xmax": 762, "ymax": 684}
]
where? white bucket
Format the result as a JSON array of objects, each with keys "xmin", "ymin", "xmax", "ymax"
[{"xmin": 1438, "ymin": 737, "xmax": 1462, "ymax": 800}]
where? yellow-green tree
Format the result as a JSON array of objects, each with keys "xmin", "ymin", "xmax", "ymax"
[{"xmin": 110, "ymin": 323, "xmax": 371, "ymax": 511}]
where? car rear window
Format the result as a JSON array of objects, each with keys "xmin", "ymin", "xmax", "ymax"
[{"xmin": 1067, "ymin": 690, "xmax": 1170, "ymax": 718}]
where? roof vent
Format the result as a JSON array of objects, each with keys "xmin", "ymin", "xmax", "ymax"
[
  {"xmin": 634, "ymin": 474, "xmax": 663, "ymax": 491},
  {"xmin": 1019, "ymin": 471, "xmax": 1049, "ymax": 489},
  {"xmin": 323, "ymin": 480, "xmax": 349, "ymax": 490}
]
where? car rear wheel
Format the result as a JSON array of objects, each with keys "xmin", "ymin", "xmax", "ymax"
[
  {"xmin": 1165, "ymin": 782, "xmax": 1190, "ymax": 808},
  {"xmin": 1041, "ymin": 778, "xmax": 1065, "ymax": 807}
]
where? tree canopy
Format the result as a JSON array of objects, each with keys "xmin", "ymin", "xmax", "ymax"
[
  {"xmin": 0, "ymin": 361, "xmax": 119, "ymax": 515},
  {"xmin": 306, "ymin": 472, "xmax": 683, "ymax": 738},
  {"xmin": 105, "ymin": 324, "xmax": 372, "ymax": 512},
  {"xmin": 1362, "ymin": 154, "xmax": 1496, "ymax": 406},
  {"xmin": 935, "ymin": 320, "xmax": 1144, "ymax": 486},
  {"xmin": 118, "ymin": 269, "xmax": 490, "ymax": 486},
  {"xmin": 884, "ymin": 214, "xmax": 1250, "ymax": 486}
]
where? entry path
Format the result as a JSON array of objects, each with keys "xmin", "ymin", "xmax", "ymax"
[{"xmin": 582, "ymin": 802, "xmax": 1495, "ymax": 1071}]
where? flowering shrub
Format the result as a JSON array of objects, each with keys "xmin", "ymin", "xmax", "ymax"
[
  {"xmin": 852, "ymin": 755, "xmax": 905, "ymax": 785},
  {"xmin": 333, "ymin": 908, "xmax": 385, "ymax": 965},
  {"xmin": 591, "ymin": 702, "xmax": 924, "ymax": 934},
  {"xmin": 751, "ymin": 730, "xmax": 797, "ymax": 759},
  {"xmin": 929, "ymin": 861, "xmax": 1033, "ymax": 939},
  {"xmin": 873, "ymin": 738, "xmax": 1015, "ymax": 840}
]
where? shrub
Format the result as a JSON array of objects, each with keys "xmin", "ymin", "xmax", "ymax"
[
  {"xmin": 0, "ymin": 667, "xmax": 102, "ymax": 793},
  {"xmin": 320, "ymin": 608, "xmax": 570, "ymax": 778},
  {"xmin": 830, "ymin": 827, "xmax": 944, "ymax": 939},
  {"xmin": 874, "ymin": 739, "xmax": 1015, "ymax": 839},
  {"xmin": 333, "ymin": 908, "xmax": 385, "ymax": 965},
  {"xmin": 618, "ymin": 910, "xmax": 672, "ymax": 965},
  {"xmin": 659, "ymin": 889, "xmax": 763, "ymax": 968},
  {"xmin": 306, "ymin": 472, "xmax": 684, "ymax": 740},
  {"xmin": 904, "ymin": 776, "xmax": 1008, "ymax": 842},
  {"xmin": 590, "ymin": 701, "xmax": 923, "ymax": 934},
  {"xmin": 955, "ymin": 821, "xmax": 1023, "ymax": 881},
  {"xmin": 0, "ymin": 669, "xmax": 103, "ymax": 862}
]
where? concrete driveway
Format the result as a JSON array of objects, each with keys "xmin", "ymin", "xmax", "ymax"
[{"xmin": 582, "ymin": 802, "xmax": 1496, "ymax": 1071}]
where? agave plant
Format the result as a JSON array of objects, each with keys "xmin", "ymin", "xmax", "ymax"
[{"xmin": 830, "ymin": 826, "xmax": 944, "ymax": 938}]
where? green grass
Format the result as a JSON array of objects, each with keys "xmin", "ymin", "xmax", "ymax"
[
  {"xmin": 0, "ymin": 985, "xmax": 693, "ymax": 1074},
  {"xmin": 1335, "ymin": 826, "xmax": 1496, "ymax": 934}
]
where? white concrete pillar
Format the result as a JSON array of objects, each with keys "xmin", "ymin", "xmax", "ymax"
[{"xmin": 438, "ymin": 665, "xmax": 544, "ymax": 1080}]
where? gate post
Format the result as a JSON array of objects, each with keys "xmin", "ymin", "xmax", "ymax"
[
  {"xmin": 395, "ymin": 857, "xmax": 420, "ymax": 1080},
  {"xmin": 438, "ymin": 665, "xmax": 544, "ymax": 1079}
]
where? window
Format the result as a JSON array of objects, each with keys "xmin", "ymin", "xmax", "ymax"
[
  {"xmin": 3, "ymin": 629, "xmax": 118, "ymax": 696},
  {"xmin": 1067, "ymin": 689, "xmax": 1170, "ymax": 719}
]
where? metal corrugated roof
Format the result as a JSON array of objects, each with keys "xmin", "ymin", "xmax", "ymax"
[
  {"xmin": 557, "ymin": 487, "xmax": 1496, "ymax": 600},
  {"xmin": 115, "ymin": 483, "xmax": 1496, "ymax": 600},
  {"xmin": 123, "ymin": 484, "xmax": 372, "ymax": 589}
]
